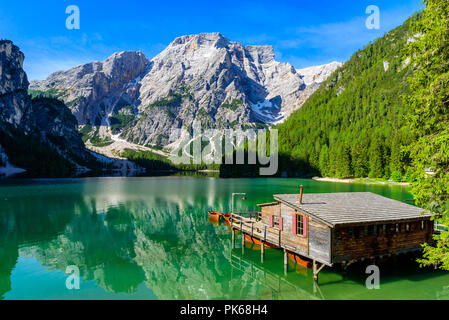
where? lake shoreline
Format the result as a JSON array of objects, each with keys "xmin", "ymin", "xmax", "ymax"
[{"xmin": 313, "ymin": 176, "xmax": 410, "ymax": 186}]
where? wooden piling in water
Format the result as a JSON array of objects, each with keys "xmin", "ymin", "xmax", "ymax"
[
  {"xmin": 261, "ymin": 241, "xmax": 265, "ymax": 263},
  {"xmin": 284, "ymin": 249, "xmax": 288, "ymax": 275},
  {"xmin": 313, "ymin": 260, "xmax": 325, "ymax": 283}
]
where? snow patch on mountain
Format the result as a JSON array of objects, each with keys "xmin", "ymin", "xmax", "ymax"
[
  {"xmin": 251, "ymin": 99, "xmax": 283, "ymax": 123},
  {"xmin": 0, "ymin": 144, "xmax": 26, "ymax": 177}
]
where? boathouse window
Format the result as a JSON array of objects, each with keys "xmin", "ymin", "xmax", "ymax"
[
  {"xmin": 296, "ymin": 214, "xmax": 304, "ymax": 236},
  {"xmin": 273, "ymin": 215, "xmax": 280, "ymax": 228},
  {"xmin": 364, "ymin": 226, "xmax": 369, "ymax": 236},
  {"xmin": 396, "ymin": 224, "xmax": 400, "ymax": 233},
  {"xmin": 421, "ymin": 221, "xmax": 425, "ymax": 230},
  {"xmin": 382, "ymin": 224, "xmax": 387, "ymax": 235},
  {"xmin": 406, "ymin": 223, "xmax": 410, "ymax": 232},
  {"xmin": 373, "ymin": 225, "xmax": 378, "ymax": 235}
]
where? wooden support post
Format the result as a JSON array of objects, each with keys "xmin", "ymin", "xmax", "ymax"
[
  {"xmin": 241, "ymin": 232, "xmax": 245, "ymax": 254},
  {"xmin": 231, "ymin": 228, "xmax": 235, "ymax": 249},
  {"xmin": 264, "ymin": 226, "xmax": 267, "ymax": 242},
  {"xmin": 261, "ymin": 241, "xmax": 265, "ymax": 263},
  {"xmin": 313, "ymin": 260, "xmax": 325, "ymax": 283},
  {"xmin": 283, "ymin": 249, "xmax": 288, "ymax": 275}
]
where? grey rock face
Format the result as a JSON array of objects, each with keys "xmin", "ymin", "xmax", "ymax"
[
  {"xmin": 30, "ymin": 51, "xmax": 149, "ymax": 125},
  {"xmin": 296, "ymin": 61, "xmax": 342, "ymax": 86},
  {"xmin": 0, "ymin": 40, "xmax": 96, "ymax": 168},
  {"xmin": 30, "ymin": 97, "xmax": 87, "ymax": 160},
  {"xmin": 124, "ymin": 33, "xmax": 320, "ymax": 146},
  {"xmin": 0, "ymin": 40, "xmax": 33, "ymax": 130},
  {"xmin": 30, "ymin": 33, "xmax": 340, "ymax": 148}
]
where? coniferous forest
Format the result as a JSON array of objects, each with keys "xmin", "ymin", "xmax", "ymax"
[{"xmin": 277, "ymin": 14, "xmax": 420, "ymax": 180}]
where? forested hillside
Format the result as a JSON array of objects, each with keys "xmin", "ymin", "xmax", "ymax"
[{"xmin": 278, "ymin": 14, "xmax": 420, "ymax": 179}]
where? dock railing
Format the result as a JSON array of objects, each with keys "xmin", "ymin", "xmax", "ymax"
[{"xmin": 230, "ymin": 212, "xmax": 284, "ymax": 247}]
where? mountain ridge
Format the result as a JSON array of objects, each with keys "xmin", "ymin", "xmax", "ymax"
[
  {"xmin": 29, "ymin": 32, "xmax": 341, "ymax": 150},
  {"xmin": 0, "ymin": 40, "xmax": 141, "ymax": 176}
]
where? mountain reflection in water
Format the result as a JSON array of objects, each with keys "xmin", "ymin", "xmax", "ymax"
[{"xmin": 0, "ymin": 177, "xmax": 448, "ymax": 300}]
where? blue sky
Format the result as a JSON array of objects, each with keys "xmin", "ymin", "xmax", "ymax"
[{"xmin": 0, "ymin": 0, "xmax": 424, "ymax": 80}]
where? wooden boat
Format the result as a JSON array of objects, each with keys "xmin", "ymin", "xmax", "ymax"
[
  {"xmin": 222, "ymin": 213, "xmax": 232, "ymax": 222},
  {"xmin": 245, "ymin": 234, "xmax": 261, "ymax": 245},
  {"xmin": 244, "ymin": 235, "xmax": 278, "ymax": 248},
  {"xmin": 288, "ymin": 252, "xmax": 312, "ymax": 269},
  {"xmin": 208, "ymin": 211, "xmax": 222, "ymax": 222},
  {"xmin": 208, "ymin": 216, "xmax": 220, "ymax": 226}
]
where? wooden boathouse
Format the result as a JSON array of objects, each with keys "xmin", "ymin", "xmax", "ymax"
[{"xmin": 229, "ymin": 187, "xmax": 433, "ymax": 282}]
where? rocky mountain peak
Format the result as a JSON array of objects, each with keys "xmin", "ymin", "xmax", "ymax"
[
  {"xmin": 244, "ymin": 45, "xmax": 275, "ymax": 65},
  {"xmin": 297, "ymin": 61, "xmax": 342, "ymax": 86},
  {"xmin": 29, "ymin": 33, "xmax": 341, "ymax": 149},
  {"xmin": 170, "ymin": 32, "xmax": 230, "ymax": 48},
  {"xmin": 0, "ymin": 40, "xmax": 103, "ymax": 174},
  {"xmin": 0, "ymin": 40, "xmax": 32, "ymax": 128},
  {"xmin": 30, "ymin": 51, "xmax": 149, "ymax": 125},
  {"xmin": 0, "ymin": 40, "xmax": 28, "ymax": 94}
]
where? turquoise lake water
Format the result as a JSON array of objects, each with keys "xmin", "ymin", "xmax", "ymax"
[{"xmin": 0, "ymin": 177, "xmax": 448, "ymax": 300}]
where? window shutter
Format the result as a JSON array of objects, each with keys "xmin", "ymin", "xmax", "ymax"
[
  {"xmin": 269, "ymin": 215, "xmax": 274, "ymax": 228},
  {"xmin": 292, "ymin": 213, "xmax": 297, "ymax": 234},
  {"xmin": 279, "ymin": 217, "xmax": 283, "ymax": 231},
  {"xmin": 303, "ymin": 215, "xmax": 308, "ymax": 238}
]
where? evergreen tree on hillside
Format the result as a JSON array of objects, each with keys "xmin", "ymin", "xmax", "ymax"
[
  {"xmin": 277, "ymin": 13, "xmax": 418, "ymax": 178},
  {"xmin": 352, "ymin": 136, "xmax": 369, "ymax": 177},
  {"xmin": 405, "ymin": 0, "xmax": 449, "ymax": 270},
  {"xmin": 369, "ymin": 135, "xmax": 385, "ymax": 178},
  {"xmin": 335, "ymin": 144, "xmax": 352, "ymax": 178},
  {"xmin": 318, "ymin": 144, "xmax": 330, "ymax": 176}
]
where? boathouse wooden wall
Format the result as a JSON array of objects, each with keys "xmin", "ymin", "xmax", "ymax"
[
  {"xmin": 278, "ymin": 203, "xmax": 308, "ymax": 255},
  {"xmin": 308, "ymin": 218, "xmax": 331, "ymax": 263},
  {"xmin": 331, "ymin": 219, "xmax": 434, "ymax": 263},
  {"xmin": 259, "ymin": 203, "xmax": 332, "ymax": 264},
  {"xmin": 259, "ymin": 203, "xmax": 280, "ymax": 225}
]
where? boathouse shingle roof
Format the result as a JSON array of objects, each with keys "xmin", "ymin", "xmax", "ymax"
[{"xmin": 273, "ymin": 192, "xmax": 430, "ymax": 227}]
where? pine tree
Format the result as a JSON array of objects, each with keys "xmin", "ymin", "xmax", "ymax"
[
  {"xmin": 368, "ymin": 136, "xmax": 385, "ymax": 178},
  {"xmin": 319, "ymin": 144, "xmax": 330, "ymax": 176},
  {"xmin": 405, "ymin": 0, "xmax": 449, "ymax": 270},
  {"xmin": 389, "ymin": 133, "xmax": 403, "ymax": 175},
  {"xmin": 335, "ymin": 144, "xmax": 352, "ymax": 178},
  {"xmin": 352, "ymin": 137, "xmax": 369, "ymax": 177}
]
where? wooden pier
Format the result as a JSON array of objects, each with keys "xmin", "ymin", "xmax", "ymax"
[{"xmin": 230, "ymin": 211, "xmax": 329, "ymax": 282}]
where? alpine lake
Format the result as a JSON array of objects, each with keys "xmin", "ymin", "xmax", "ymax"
[{"xmin": 0, "ymin": 176, "xmax": 448, "ymax": 300}]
